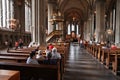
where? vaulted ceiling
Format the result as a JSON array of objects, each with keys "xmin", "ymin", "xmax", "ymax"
[
  {"xmin": 58, "ymin": 0, "xmax": 95, "ymax": 22},
  {"xmin": 57, "ymin": 0, "xmax": 114, "ymax": 23},
  {"xmin": 46, "ymin": 0, "xmax": 115, "ymax": 24}
]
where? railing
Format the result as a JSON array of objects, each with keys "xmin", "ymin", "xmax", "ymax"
[{"xmin": 46, "ymin": 30, "xmax": 62, "ymax": 42}]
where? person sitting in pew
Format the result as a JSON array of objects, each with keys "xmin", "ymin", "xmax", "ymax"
[
  {"xmin": 26, "ymin": 51, "xmax": 39, "ymax": 64},
  {"xmin": 45, "ymin": 46, "xmax": 51, "ymax": 57},
  {"xmin": 48, "ymin": 43, "xmax": 54, "ymax": 50},
  {"xmin": 51, "ymin": 47, "xmax": 61, "ymax": 59},
  {"xmin": 44, "ymin": 52, "xmax": 57, "ymax": 64},
  {"xmin": 34, "ymin": 46, "xmax": 40, "ymax": 51},
  {"xmin": 36, "ymin": 50, "xmax": 45, "ymax": 61},
  {"xmin": 111, "ymin": 44, "xmax": 117, "ymax": 50}
]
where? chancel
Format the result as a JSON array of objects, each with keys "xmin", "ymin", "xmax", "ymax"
[{"xmin": 0, "ymin": 0, "xmax": 120, "ymax": 80}]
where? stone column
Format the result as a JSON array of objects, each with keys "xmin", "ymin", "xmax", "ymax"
[
  {"xmin": 31, "ymin": 0, "xmax": 46, "ymax": 45},
  {"xmin": 48, "ymin": 3, "xmax": 54, "ymax": 34},
  {"xmin": 83, "ymin": 22, "xmax": 87, "ymax": 40},
  {"xmin": 115, "ymin": 0, "xmax": 120, "ymax": 45},
  {"xmin": 95, "ymin": 0, "xmax": 105, "ymax": 42},
  {"xmin": 39, "ymin": 0, "xmax": 46, "ymax": 46},
  {"xmin": 89, "ymin": 16, "xmax": 92, "ymax": 40},
  {"xmin": 89, "ymin": 14, "xmax": 95, "ymax": 41},
  {"xmin": 35, "ymin": 0, "xmax": 38, "ymax": 42},
  {"xmin": 80, "ymin": 22, "xmax": 84, "ymax": 39},
  {"xmin": 31, "ymin": 0, "xmax": 36, "ymax": 42},
  {"xmin": 86, "ymin": 20, "xmax": 90, "ymax": 41},
  {"xmin": 91, "ymin": 14, "xmax": 94, "ymax": 37}
]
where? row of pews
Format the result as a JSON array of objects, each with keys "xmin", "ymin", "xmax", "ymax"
[
  {"xmin": 0, "ymin": 42, "xmax": 70, "ymax": 80},
  {"xmin": 86, "ymin": 44, "xmax": 120, "ymax": 75}
]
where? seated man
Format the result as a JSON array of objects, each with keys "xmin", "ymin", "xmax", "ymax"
[
  {"xmin": 44, "ymin": 52, "xmax": 57, "ymax": 64},
  {"xmin": 26, "ymin": 51, "xmax": 39, "ymax": 64}
]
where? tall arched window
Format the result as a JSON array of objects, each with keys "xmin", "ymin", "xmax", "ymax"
[
  {"xmin": 76, "ymin": 25, "xmax": 79, "ymax": 35},
  {"xmin": 67, "ymin": 24, "xmax": 71, "ymax": 34},
  {"xmin": 25, "ymin": 0, "xmax": 31, "ymax": 32},
  {"xmin": 71, "ymin": 24, "xmax": 75, "ymax": 31},
  {"xmin": 0, "ymin": 0, "xmax": 14, "ymax": 28}
]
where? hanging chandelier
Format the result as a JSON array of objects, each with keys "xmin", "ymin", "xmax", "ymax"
[{"xmin": 106, "ymin": 28, "xmax": 113, "ymax": 35}]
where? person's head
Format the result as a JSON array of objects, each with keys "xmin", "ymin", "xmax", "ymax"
[
  {"xmin": 52, "ymin": 47, "xmax": 57, "ymax": 53},
  {"xmin": 35, "ymin": 46, "xmax": 39, "ymax": 51},
  {"xmin": 38, "ymin": 50, "xmax": 42, "ymax": 55},
  {"xmin": 46, "ymin": 46, "xmax": 49, "ymax": 49},
  {"xmin": 30, "ymin": 51, "xmax": 36, "ymax": 59},
  {"xmin": 50, "ymin": 43, "xmax": 52, "ymax": 45},
  {"xmin": 47, "ymin": 52, "xmax": 52, "ymax": 59}
]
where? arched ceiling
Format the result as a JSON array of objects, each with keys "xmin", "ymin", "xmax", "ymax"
[
  {"xmin": 47, "ymin": 0, "xmax": 114, "ymax": 23},
  {"xmin": 59, "ymin": 0, "xmax": 96, "ymax": 22}
]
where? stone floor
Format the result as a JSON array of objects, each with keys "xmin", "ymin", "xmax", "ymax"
[{"xmin": 63, "ymin": 43, "xmax": 120, "ymax": 80}]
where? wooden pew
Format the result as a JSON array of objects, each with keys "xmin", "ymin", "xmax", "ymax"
[
  {"xmin": 6, "ymin": 45, "xmax": 66, "ymax": 74},
  {"xmin": 0, "ymin": 51, "xmax": 64, "ymax": 75},
  {"xmin": 0, "ymin": 56, "xmax": 27, "ymax": 62},
  {"xmin": 108, "ymin": 49, "xmax": 120, "ymax": 75},
  {"xmin": 101, "ymin": 48, "xmax": 110, "ymax": 64},
  {"xmin": 0, "ymin": 53, "xmax": 29, "ymax": 57},
  {"xmin": 7, "ymin": 49, "xmax": 30, "ymax": 53},
  {"xmin": 112, "ymin": 51, "xmax": 120, "ymax": 75},
  {"xmin": 0, "ymin": 61, "xmax": 61, "ymax": 80},
  {"xmin": 0, "ymin": 69, "xmax": 20, "ymax": 80},
  {"xmin": 7, "ymin": 46, "xmax": 37, "ymax": 53}
]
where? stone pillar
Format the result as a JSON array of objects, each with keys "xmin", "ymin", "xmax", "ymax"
[
  {"xmin": 115, "ymin": 0, "xmax": 120, "ymax": 45},
  {"xmin": 48, "ymin": 3, "xmax": 54, "ymax": 34},
  {"xmin": 83, "ymin": 22, "xmax": 87, "ymax": 40},
  {"xmin": 14, "ymin": 0, "xmax": 25, "ymax": 37},
  {"xmin": 91, "ymin": 14, "xmax": 94, "ymax": 37},
  {"xmin": 89, "ymin": 14, "xmax": 95, "ymax": 41},
  {"xmin": 86, "ymin": 20, "xmax": 90, "ymax": 41},
  {"xmin": 35, "ymin": 0, "xmax": 38, "ymax": 42},
  {"xmin": 89, "ymin": 16, "xmax": 92, "ymax": 40},
  {"xmin": 80, "ymin": 22, "xmax": 84, "ymax": 39},
  {"xmin": 39, "ymin": 0, "xmax": 46, "ymax": 46},
  {"xmin": 31, "ymin": 0, "xmax": 46, "ymax": 45},
  {"xmin": 31, "ymin": 0, "xmax": 36, "ymax": 42},
  {"xmin": 95, "ymin": 0, "xmax": 105, "ymax": 42}
]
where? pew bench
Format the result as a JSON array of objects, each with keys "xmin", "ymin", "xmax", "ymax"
[
  {"xmin": 7, "ymin": 49, "xmax": 30, "ymax": 53},
  {"xmin": 0, "ymin": 56, "xmax": 27, "ymax": 62},
  {"xmin": 0, "ymin": 53, "xmax": 29, "ymax": 57},
  {"xmin": 0, "ymin": 61, "xmax": 61, "ymax": 80}
]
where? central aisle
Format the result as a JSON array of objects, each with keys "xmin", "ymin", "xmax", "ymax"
[{"xmin": 63, "ymin": 43, "xmax": 119, "ymax": 80}]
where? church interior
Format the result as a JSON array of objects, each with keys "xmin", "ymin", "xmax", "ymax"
[{"xmin": 0, "ymin": 0, "xmax": 120, "ymax": 80}]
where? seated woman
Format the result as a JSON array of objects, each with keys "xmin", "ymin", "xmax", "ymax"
[
  {"xmin": 51, "ymin": 47, "xmax": 61, "ymax": 59},
  {"xmin": 36, "ymin": 50, "xmax": 45, "ymax": 61},
  {"xmin": 26, "ymin": 51, "xmax": 39, "ymax": 64}
]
